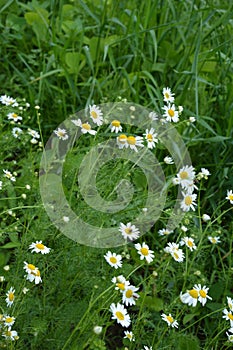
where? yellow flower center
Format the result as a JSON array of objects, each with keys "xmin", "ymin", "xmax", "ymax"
[
  {"xmin": 110, "ymin": 257, "xmax": 117, "ymax": 264},
  {"xmin": 189, "ymin": 289, "xmax": 198, "ymax": 298},
  {"xmin": 32, "ymin": 269, "xmax": 41, "ymax": 277},
  {"xmin": 168, "ymin": 109, "xmax": 175, "ymax": 117},
  {"xmin": 91, "ymin": 110, "xmax": 98, "ymax": 119},
  {"xmin": 116, "ymin": 283, "xmax": 125, "ymax": 290},
  {"xmin": 165, "ymin": 92, "xmax": 170, "ymax": 99},
  {"xmin": 211, "ymin": 238, "xmax": 217, "ymax": 243},
  {"xmin": 82, "ymin": 123, "xmax": 91, "ymax": 130},
  {"xmin": 166, "ymin": 315, "xmax": 174, "ymax": 323},
  {"xmin": 229, "ymin": 194, "xmax": 233, "ymax": 200},
  {"xmin": 127, "ymin": 136, "xmax": 136, "ymax": 145},
  {"xmin": 116, "ymin": 311, "xmax": 124, "ymax": 320},
  {"xmin": 187, "ymin": 240, "xmax": 194, "ymax": 247},
  {"xmin": 228, "ymin": 313, "xmax": 233, "ymax": 321},
  {"xmin": 184, "ymin": 196, "xmax": 192, "ymax": 205},
  {"xmin": 5, "ymin": 317, "xmax": 14, "ymax": 324},
  {"xmin": 180, "ymin": 171, "xmax": 188, "ymax": 179},
  {"xmin": 199, "ymin": 290, "xmax": 207, "ymax": 298},
  {"xmin": 118, "ymin": 134, "xmax": 127, "ymax": 143},
  {"xmin": 125, "ymin": 289, "xmax": 133, "ymax": 298},
  {"xmin": 147, "ymin": 134, "xmax": 153, "ymax": 142},
  {"xmin": 140, "ymin": 247, "xmax": 149, "ymax": 256},
  {"xmin": 173, "ymin": 252, "xmax": 179, "ymax": 260},
  {"xmin": 124, "ymin": 228, "xmax": 132, "ymax": 235},
  {"xmin": 112, "ymin": 120, "xmax": 120, "ymax": 127},
  {"xmin": 58, "ymin": 131, "xmax": 65, "ymax": 137},
  {"xmin": 5, "ymin": 330, "xmax": 12, "ymax": 337},
  {"xmin": 12, "ymin": 113, "xmax": 18, "ymax": 118},
  {"xmin": 28, "ymin": 264, "xmax": 36, "ymax": 270},
  {"xmin": 9, "ymin": 292, "xmax": 14, "ymax": 301},
  {"xmin": 36, "ymin": 243, "xmax": 45, "ymax": 250}
]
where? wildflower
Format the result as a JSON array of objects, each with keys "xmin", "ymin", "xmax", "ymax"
[
  {"xmin": 29, "ymin": 241, "xmax": 51, "ymax": 254},
  {"xmin": 7, "ymin": 112, "xmax": 22, "ymax": 122},
  {"xmin": 12, "ymin": 127, "xmax": 23, "ymax": 138},
  {"xmin": 227, "ymin": 297, "xmax": 233, "ymax": 311},
  {"xmin": 5, "ymin": 287, "xmax": 15, "ymax": 307},
  {"xmin": 161, "ymin": 313, "xmax": 179, "ymax": 328},
  {"xmin": 116, "ymin": 134, "xmax": 128, "ymax": 149},
  {"xmin": 198, "ymin": 168, "xmax": 211, "ymax": 179},
  {"xmin": 89, "ymin": 104, "xmax": 103, "ymax": 126},
  {"xmin": 158, "ymin": 228, "xmax": 172, "ymax": 236},
  {"xmin": 71, "ymin": 119, "xmax": 97, "ymax": 135},
  {"xmin": 178, "ymin": 105, "xmax": 183, "ymax": 114},
  {"xmin": 181, "ymin": 225, "xmax": 188, "ymax": 232},
  {"xmin": 22, "ymin": 287, "xmax": 29, "ymax": 294},
  {"xmin": 180, "ymin": 237, "xmax": 197, "ymax": 252},
  {"xmin": 208, "ymin": 236, "xmax": 221, "ymax": 244},
  {"xmin": 162, "ymin": 103, "xmax": 179, "ymax": 123},
  {"xmin": 175, "ymin": 165, "xmax": 196, "ymax": 189},
  {"xmin": 202, "ymin": 214, "xmax": 211, "ymax": 222},
  {"xmin": 163, "ymin": 87, "xmax": 175, "ymax": 103},
  {"xmin": 226, "ymin": 328, "xmax": 233, "ymax": 342},
  {"xmin": 3, "ymin": 315, "xmax": 16, "ymax": 327},
  {"xmin": 189, "ymin": 116, "xmax": 196, "ymax": 123},
  {"xmin": 122, "ymin": 285, "xmax": 140, "ymax": 306},
  {"xmin": 126, "ymin": 135, "xmax": 144, "ymax": 152},
  {"xmin": 226, "ymin": 190, "xmax": 233, "ymax": 204},
  {"xmin": 24, "ymin": 262, "xmax": 38, "ymax": 274},
  {"xmin": 24, "ymin": 262, "xmax": 42, "ymax": 284},
  {"xmin": 2, "ymin": 327, "xmax": 18, "ymax": 341},
  {"xmin": 110, "ymin": 302, "xmax": 131, "ymax": 327},
  {"xmin": 28, "ymin": 128, "xmax": 40, "ymax": 139},
  {"xmin": 180, "ymin": 192, "xmax": 197, "ymax": 212},
  {"xmin": 110, "ymin": 120, "xmax": 122, "ymax": 133},
  {"xmin": 143, "ymin": 346, "xmax": 152, "ymax": 350},
  {"xmin": 0, "ymin": 95, "xmax": 18, "ymax": 106},
  {"xmin": 124, "ymin": 330, "xmax": 135, "ymax": 341},
  {"xmin": 164, "ymin": 242, "xmax": 185, "ymax": 262},
  {"xmin": 104, "ymin": 251, "xmax": 122, "ymax": 269},
  {"xmin": 164, "ymin": 156, "xmax": 174, "ymax": 164},
  {"xmin": 135, "ymin": 242, "xmax": 154, "ymax": 263},
  {"xmin": 93, "ymin": 326, "xmax": 103, "ymax": 334},
  {"xmin": 223, "ymin": 309, "xmax": 233, "ymax": 327},
  {"xmin": 119, "ymin": 222, "xmax": 140, "ymax": 241},
  {"xmin": 180, "ymin": 288, "xmax": 199, "ymax": 307},
  {"xmin": 111, "ymin": 275, "xmax": 130, "ymax": 291},
  {"xmin": 54, "ymin": 128, "xmax": 69, "ymax": 140},
  {"xmin": 194, "ymin": 284, "xmax": 212, "ymax": 306},
  {"xmin": 143, "ymin": 128, "xmax": 158, "ymax": 149},
  {"xmin": 3, "ymin": 169, "xmax": 16, "ymax": 182},
  {"xmin": 148, "ymin": 111, "xmax": 158, "ymax": 121}
]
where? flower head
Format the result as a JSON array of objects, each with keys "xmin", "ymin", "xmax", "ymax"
[
  {"xmin": 135, "ymin": 242, "xmax": 154, "ymax": 263},
  {"xmin": 0, "ymin": 95, "xmax": 18, "ymax": 106},
  {"xmin": 164, "ymin": 156, "xmax": 174, "ymax": 164},
  {"xmin": 162, "ymin": 103, "xmax": 179, "ymax": 122},
  {"xmin": 226, "ymin": 190, "xmax": 233, "ymax": 204},
  {"xmin": 111, "ymin": 275, "xmax": 130, "ymax": 291},
  {"xmin": 110, "ymin": 302, "xmax": 131, "ymax": 327},
  {"xmin": 12, "ymin": 127, "xmax": 23, "ymax": 138},
  {"xmin": 3, "ymin": 169, "xmax": 16, "ymax": 182},
  {"xmin": 143, "ymin": 128, "xmax": 158, "ymax": 149},
  {"xmin": 180, "ymin": 237, "xmax": 197, "ymax": 252},
  {"xmin": 124, "ymin": 330, "xmax": 135, "ymax": 341},
  {"xmin": 89, "ymin": 104, "xmax": 103, "ymax": 126},
  {"xmin": 5, "ymin": 287, "xmax": 15, "ymax": 307},
  {"xmin": 161, "ymin": 313, "xmax": 179, "ymax": 328},
  {"xmin": 163, "ymin": 87, "xmax": 175, "ymax": 103},
  {"xmin": 180, "ymin": 192, "xmax": 197, "ymax": 212},
  {"xmin": 223, "ymin": 309, "xmax": 233, "ymax": 327},
  {"xmin": 71, "ymin": 119, "xmax": 97, "ymax": 135},
  {"xmin": 110, "ymin": 120, "xmax": 122, "ymax": 133},
  {"xmin": 208, "ymin": 236, "xmax": 221, "ymax": 244},
  {"xmin": 119, "ymin": 222, "xmax": 140, "ymax": 241},
  {"xmin": 29, "ymin": 241, "xmax": 51, "ymax": 254},
  {"xmin": 3, "ymin": 315, "xmax": 16, "ymax": 327},
  {"xmin": 54, "ymin": 128, "xmax": 69, "ymax": 140},
  {"xmin": 194, "ymin": 284, "xmax": 212, "ymax": 306},
  {"xmin": 122, "ymin": 285, "xmax": 140, "ymax": 306},
  {"xmin": 2, "ymin": 327, "xmax": 18, "ymax": 341},
  {"xmin": 175, "ymin": 165, "xmax": 196, "ymax": 189},
  {"xmin": 104, "ymin": 251, "xmax": 122, "ymax": 269}
]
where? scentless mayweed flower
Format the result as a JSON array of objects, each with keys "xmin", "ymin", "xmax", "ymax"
[
  {"xmin": 54, "ymin": 128, "xmax": 69, "ymax": 140},
  {"xmin": 180, "ymin": 192, "xmax": 197, "ymax": 212},
  {"xmin": 2, "ymin": 327, "xmax": 19, "ymax": 341},
  {"xmin": 226, "ymin": 190, "xmax": 233, "ymax": 204},
  {"xmin": 135, "ymin": 242, "xmax": 154, "ymax": 263},
  {"xmin": 180, "ymin": 237, "xmax": 197, "ymax": 252},
  {"xmin": 110, "ymin": 120, "xmax": 122, "ymax": 133},
  {"xmin": 164, "ymin": 242, "xmax": 185, "ymax": 262},
  {"xmin": 175, "ymin": 165, "xmax": 196, "ymax": 189},
  {"xmin": 180, "ymin": 284, "xmax": 212, "ymax": 307},
  {"xmin": 104, "ymin": 251, "xmax": 122, "ymax": 269},
  {"xmin": 148, "ymin": 111, "xmax": 158, "ymax": 121},
  {"xmin": 122, "ymin": 285, "xmax": 140, "ymax": 306},
  {"xmin": 226, "ymin": 328, "xmax": 233, "ymax": 342},
  {"xmin": 89, "ymin": 104, "xmax": 103, "ymax": 126},
  {"xmin": 208, "ymin": 236, "xmax": 221, "ymax": 244},
  {"xmin": 7, "ymin": 112, "xmax": 22, "ymax": 122},
  {"xmin": 29, "ymin": 241, "xmax": 51, "ymax": 254},
  {"xmin": 3, "ymin": 169, "xmax": 16, "ymax": 182},
  {"xmin": 126, "ymin": 135, "xmax": 144, "ymax": 152},
  {"xmin": 119, "ymin": 222, "xmax": 140, "ymax": 241},
  {"xmin": 161, "ymin": 313, "xmax": 179, "ymax": 328},
  {"xmin": 124, "ymin": 330, "xmax": 135, "ymax": 341},
  {"xmin": 0, "ymin": 94, "xmax": 18, "ymax": 106},
  {"xmin": 71, "ymin": 119, "xmax": 97, "ymax": 135},
  {"xmin": 162, "ymin": 103, "xmax": 179, "ymax": 123},
  {"xmin": 3, "ymin": 315, "xmax": 16, "ymax": 327},
  {"xmin": 23, "ymin": 262, "xmax": 42, "ymax": 284},
  {"xmin": 143, "ymin": 128, "xmax": 158, "ymax": 149},
  {"xmin": 5, "ymin": 287, "xmax": 15, "ymax": 307},
  {"xmin": 162, "ymin": 87, "xmax": 175, "ymax": 103},
  {"xmin": 12, "ymin": 127, "xmax": 23, "ymax": 138},
  {"xmin": 222, "ymin": 309, "xmax": 233, "ymax": 327},
  {"xmin": 28, "ymin": 128, "xmax": 40, "ymax": 139},
  {"xmin": 110, "ymin": 302, "xmax": 131, "ymax": 327},
  {"xmin": 164, "ymin": 156, "xmax": 174, "ymax": 164},
  {"xmin": 158, "ymin": 228, "xmax": 173, "ymax": 236},
  {"xmin": 111, "ymin": 275, "xmax": 130, "ymax": 291},
  {"xmin": 196, "ymin": 167, "xmax": 211, "ymax": 180}
]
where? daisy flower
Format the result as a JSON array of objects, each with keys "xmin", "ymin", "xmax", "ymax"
[
  {"xmin": 208, "ymin": 236, "xmax": 221, "ymax": 244},
  {"xmin": 135, "ymin": 242, "xmax": 154, "ymax": 263},
  {"xmin": 164, "ymin": 242, "xmax": 185, "ymax": 262},
  {"xmin": 12, "ymin": 127, "xmax": 23, "ymax": 138},
  {"xmin": 180, "ymin": 192, "xmax": 197, "ymax": 212},
  {"xmin": 148, "ymin": 111, "xmax": 158, "ymax": 121},
  {"xmin": 180, "ymin": 237, "xmax": 197, "ymax": 252},
  {"xmin": 24, "ymin": 262, "xmax": 38, "ymax": 274},
  {"xmin": 180, "ymin": 287, "xmax": 199, "ymax": 307},
  {"xmin": 161, "ymin": 313, "xmax": 179, "ymax": 328},
  {"xmin": 226, "ymin": 190, "xmax": 233, "ymax": 204},
  {"xmin": 104, "ymin": 251, "xmax": 122, "ymax": 269},
  {"xmin": 0, "ymin": 95, "xmax": 18, "ymax": 106},
  {"xmin": 28, "ymin": 128, "xmax": 40, "ymax": 139},
  {"xmin": 143, "ymin": 346, "xmax": 152, "ymax": 350},
  {"xmin": 116, "ymin": 134, "xmax": 128, "ymax": 149},
  {"xmin": 89, "ymin": 104, "xmax": 103, "ymax": 126},
  {"xmin": 197, "ymin": 168, "xmax": 211, "ymax": 180},
  {"xmin": 26, "ymin": 269, "xmax": 42, "ymax": 284},
  {"xmin": 227, "ymin": 297, "xmax": 233, "ymax": 311},
  {"xmin": 124, "ymin": 330, "xmax": 135, "ymax": 341},
  {"xmin": 5, "ymin": 287, "xmax": 15, "ymax": 307},
  {"xmin": 7, "ymin": 112, "xmax": 22, "ymax": 122},
  {"xmin": 158, "ymin": 228, "xmax": 173, "ymax": 236},
  {"xmin": 126, "ymin": 135, "xmax": 144, "ymax": 152},
  {"xmin": 163, "ymin": 87, "xmax": 175, "ymax": 103},
  {"xmin": 110, "ymin": 120, "xmax": 122, "ymax": 133},
  {"xmin": 143, "ymin": 128, "xmax": 158, "ymax": 149},
  {"xmin": 3, "ymin": 169, "xmax": 16, "ymax": 182},
  {"xmin": 110, "ymin": 302, "xmax": 131, "ymax": 328},
  {"xmin": 226, "ymin": 328, "xmax": 233, "ymax": 342},
  {"xmin": 29, "ymin": 241, "xmax": 51, "ymax": 254},
  {"xmin": 162, "ymin": 103, "xmax": 179, "ymax": 123},
  {"xmin": 223, "ymin": 309, "xmax": 233, "ymax": 327},
  {"xmin": 3, "ymin": 315, "xmax": 16, "ymax": 327},
  {"xmin": 71, "ymin": 119, "xmax": 97, "ymax": 135},
  {"xmin": 2, "ymin": 327, "xmax": 18, "ymax": 341},
  {"xmin": 164, "ymin": 156, "xmax": 174, "ymax": 164},
  {"xmin": 194, "ymin": 284, "xmax": 212, "ymax": 306},
  {"xmin": 175, "ymin": 165, "xmax": 196, "ymax": 189},
  {"xmin": 111, "ymin": 275, "xmax": 130, "ymax": 292},
  {"xmin": 54, "ymin": 128, "xmax": 69, "ymax": 140},
  {"xmin": 122, "ymin": 285, "xmax": 140, "ymax": 306},
  {"xmin": 119, "ymin": 222, "xmax": 140, "ymax": 241}
]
